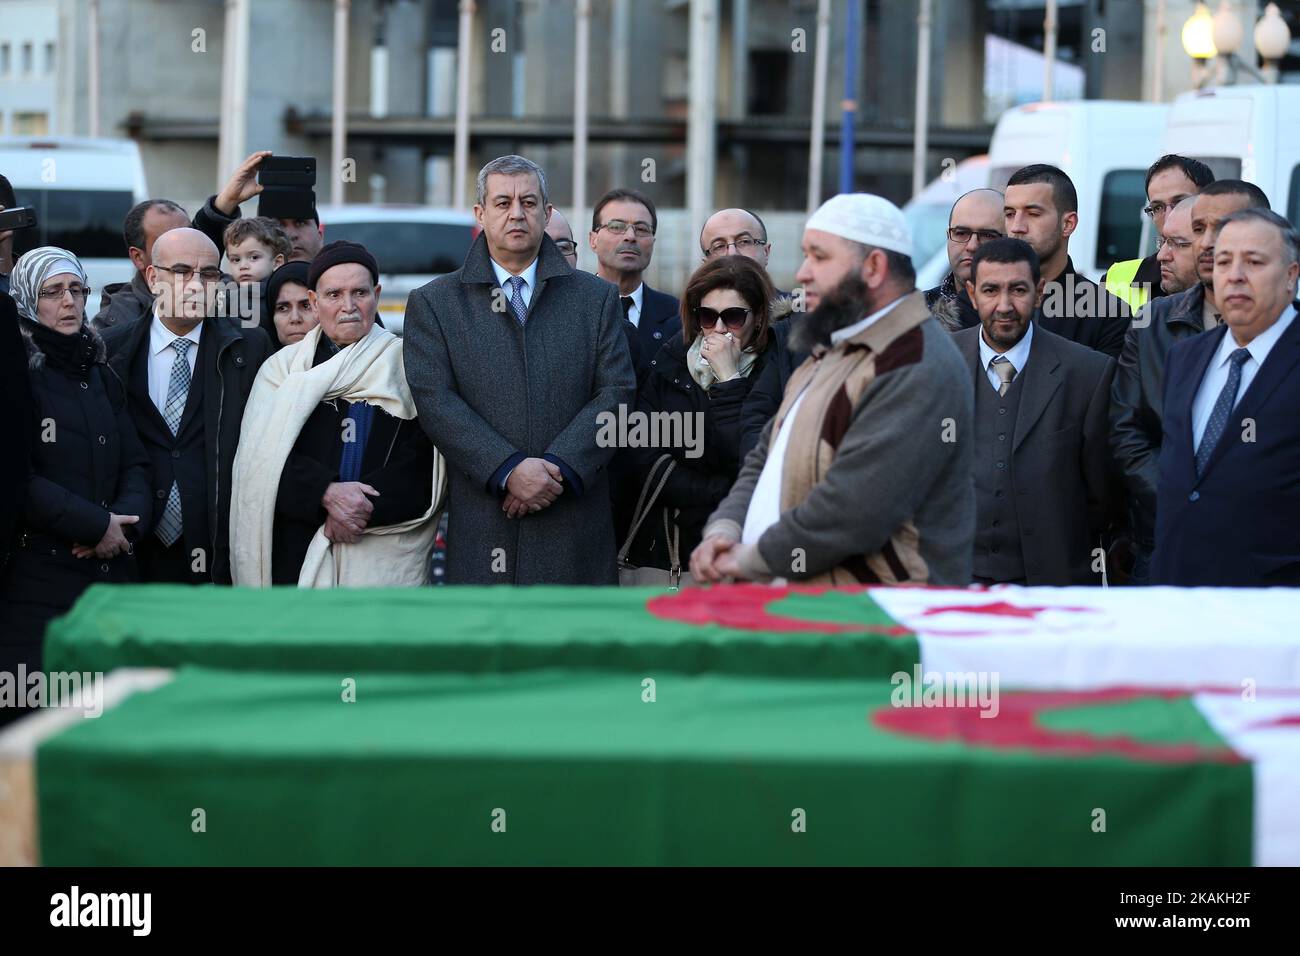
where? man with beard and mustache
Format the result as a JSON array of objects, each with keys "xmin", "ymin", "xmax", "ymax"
[
  {"xmin": 690, "ymin": 193, "xmax": 974, "ymax": 587},
  {"xmin": 952, "ymin": 238, "xmax": 1117, "ymax": 585}
]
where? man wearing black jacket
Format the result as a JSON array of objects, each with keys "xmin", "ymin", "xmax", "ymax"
[
  {"xmin": 924, "ymin": 188, "xmax": 1005, "ymax": 332},
  {"xmin": 103, "ymin": 227, "xmax": 271, "ymax": 584},
  {"xmin": 1005, "ymin": 165, "xmax": 1128, "ymax": 357}
]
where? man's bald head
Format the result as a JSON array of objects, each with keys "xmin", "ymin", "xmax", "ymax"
[
  {"xmin": 946, "ymin": 188, "xmax": 1006, "ymax": 285},
  {"xmin": 148, "ymin": 227, "xmax": 222, "ymax": 330},
  {"xmin": 545, "ymin": 207, "xmax": 577, "ymax": 267},
  {"xmin": 700, "ymin": 208, "xmax": 771, "ymax": 267}
]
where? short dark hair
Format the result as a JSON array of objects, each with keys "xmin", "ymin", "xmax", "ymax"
[
  {"xmin": 0, "ymin": 173, "xmax": 15, "ymax": 209},
  {"xmin": 1006, "ymin": 164, "xmax": 1078, "ymax": 215},
  {"xmin": 1145, "ymin": 154, "xmax": 1215, "ymax": 194},
  {"xmin": 1218, "ymin": 207, "xmax": 1300, "ymax": 265},
  {"xmin": 1198, "ymin": 178, "xmax": 1270, "ymax": 210},
  {"xmin": 970, "ymin": 237, "xmax": 1041, "ymax": 287},
  {"xmin": 680, "ymin": 254, "xmax": 776, "ymax": 354},
  {"xmin": 592, "ymin": 188, "xmax": 657, "ymax": 234},
  {"xmin": 877, "ymin": 248, "xmax": 916, "ymax": 286},
  {"xmin": 124, "ymin": 199, "xmax": 186, "ymax": 253}
]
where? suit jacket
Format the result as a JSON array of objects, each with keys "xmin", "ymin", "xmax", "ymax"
[
  {"xmin": 403, "ymin": 233, "xmax": 636, "ymax": 584},
  {"xmin": 635, "ymin": 283, "xmax": 681, "ymax": 361},
  {"xmin": 104, "ymin": 314, "xmax": 272, "ymax": 582},
  {"xmin": 954, "ymin": 323, "xmax": 1118, "ymax": 585},
  {"xmin": 1152, "ymin": 304, "xmax": 1300, "ymax": 586}
]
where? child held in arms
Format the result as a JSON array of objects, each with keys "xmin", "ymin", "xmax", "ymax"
[{"xmin": 223, "ymin": 217, "xmax": 292, "ymax": 328}]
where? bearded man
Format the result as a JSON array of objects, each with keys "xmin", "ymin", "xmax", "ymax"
[{"xmin": 690, "ymin": 193, "xmax": 975, "ymax": 586}]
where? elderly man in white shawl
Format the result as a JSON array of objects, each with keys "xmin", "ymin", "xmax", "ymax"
[{"xmin": 231, "ymin": 241, "xmax": 445, "ymax": 587}]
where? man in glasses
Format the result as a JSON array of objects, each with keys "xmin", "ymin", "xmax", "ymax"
[
  {"xmin": 1104, "ymin": 155, "xmax": 1214, "ymax": 313},
  {"xmin": 699, "ymin": 208, "xmax": 772, "ymax": 270},
  {"xmin": 103, "ymin": 228, "xmax": 271, "ymax": 584},
  {"xmin": 588, "ymin": 188, "xmax": 680, "ymax": 369},
  {"xmin": 545, "ymin": 208, "xmax": 579, "ymax": 268},
  {"xmin": 924, "ymin": 188, "xmax": 1005, "ymax": 332}
]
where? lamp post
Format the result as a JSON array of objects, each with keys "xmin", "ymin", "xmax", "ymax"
[
  {"xmin": 1185, "ymin": 1, "xmax": 1292, "ymax": 87},
  {"xmin": 1255, "ymin": 3, "xmax": 1293, "ymax": 83}
]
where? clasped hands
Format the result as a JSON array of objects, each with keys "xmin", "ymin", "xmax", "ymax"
[
  {"xmin": 71, "ymin": 513, "xmax": 139, "ymax": 560},
  {"xmin": 322, "ymin": 481, "xmax": 381, "ymax": 544},
  {"xmin": 502, "ymin": 457, "xmax": 563, "ymax": 519}
]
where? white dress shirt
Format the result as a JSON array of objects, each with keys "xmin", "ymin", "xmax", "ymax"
[
  {"xmin": 976, "ymin": 320, "xmax": 1035, "ymax": 392},
  {"xmin": 741, "ymin": 295, "xmax": 907, "ymax": 546},
  {"xmin": 620, "ymin": 283, "xmax": 645, "ymax": 328},
  {"xmin": 490, "ymin": 256, "xmax": 541, "ymax": 311},
  {"xmin": 1191, "ymin": 304, "xmax": 1296, "ymax": 452},
  {"xmin": 147, "ymin": 312, "xmax": 203, "ymax": 416}
]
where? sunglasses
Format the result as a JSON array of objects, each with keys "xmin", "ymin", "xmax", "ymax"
[{"xmin": 694, "ymin": 306, "xmax": 750, "ymax": 330}]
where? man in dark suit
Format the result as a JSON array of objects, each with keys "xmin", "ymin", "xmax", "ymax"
[
  {"xmin": 954, "ymin": 238, "xmax": 1117, "ymax": 586},
  {"xmin": 403, "ymin": 155, "xmax": 635, "ymax": 585},
  {"xmin": 1153, "ymin": 209, "xmax": 1300, "ymax": 586},
  {"xmin": 103, "ymin": 227, "xmax": 271, "ymax": 584},
  {"xmin": 588, "ymin": 187, "xmax": 680, "ymax": 374},
  {"xmin": 1004, "ymin": 164, "xmax": 1129, "ymax": 357}
]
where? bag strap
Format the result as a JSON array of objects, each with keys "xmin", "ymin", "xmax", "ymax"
[
  {"xmin": 617, "ymin": 454, "xmax": 677, "ymax": 562},
  {"xmin": 664, "ymin": 506, "xmax": 682, "ymax": 590}
]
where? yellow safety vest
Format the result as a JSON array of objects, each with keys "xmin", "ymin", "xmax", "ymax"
[{"xmin": 1104, "ymin": 258, "xmax": 1149, "ymax": 311}]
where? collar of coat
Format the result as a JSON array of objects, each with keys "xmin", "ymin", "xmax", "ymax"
[
  {"xmin": 459, "ymin": 232, "xmax": 573, "ymax": 287},
  {"xmin": 20, "ymin": 317, "xmax": 107, "ymax": 371},
  {"xmin": 810, "ymin": 290, "xmax": 932, "ymax": 360}
]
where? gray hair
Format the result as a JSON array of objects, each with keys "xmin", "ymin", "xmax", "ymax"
[
  {"xmin": 1219, "ymin": 207, "xmax": 1300, "ymax": 266},
  {"xmin": 476, "ymin": 155, "xmax": 550, "ymax": 209}
]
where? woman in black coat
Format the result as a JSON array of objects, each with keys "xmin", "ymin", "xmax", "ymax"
[
  {"xmin": 621, "ymin": 255, "xmax": 782, "ymax": 575},
  {"xmin": 0, "ymin": 247, "xmax": 152, "ymax": 699}
]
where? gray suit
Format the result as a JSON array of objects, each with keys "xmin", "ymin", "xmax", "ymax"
[
  {"xmin": 953, "ymin": 323, "xmax": 1118, "ymax": 585},
  {"xmin": 403, "ymin": 233, "xmax": 636, "ymax": 584}
]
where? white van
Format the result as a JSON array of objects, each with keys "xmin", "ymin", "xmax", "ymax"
[
  {"xmin": 1163, "ymin": 84, "xmax": 1300, "ymax": 223},
  {"xmin": 986, "ymin": 101, "xmax": 1170, "ymax": 281},
  {"xmin": 0, "ymin": 136, "xmax": 147, "ymax": 298}
]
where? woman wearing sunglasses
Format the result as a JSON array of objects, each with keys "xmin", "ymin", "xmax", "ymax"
[
  {"xmin": 0, "ymin": 248, "xmax": 151, "ymax": 720},
  {"xmin": 619, "ymin": 255, "xmax": 786, "ymax": 581}
]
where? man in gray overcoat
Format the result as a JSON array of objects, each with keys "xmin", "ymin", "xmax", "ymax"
[{"xmin": 403, "ymin": 156, "xmax": 636, "ymax": 584}]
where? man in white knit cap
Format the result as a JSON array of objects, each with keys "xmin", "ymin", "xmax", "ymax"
[{"xmin": 690, "ymin": 193, "xmax": 976, "ymax": 586}]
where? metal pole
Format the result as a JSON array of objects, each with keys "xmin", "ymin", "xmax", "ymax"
[
  {"xmin": 453, "ymin": 0, "xmax": 475, "ymax": 210},
  {"xmin": 331, "ymin": 0, "xmax": 350, "ymax": 207},
  {"xmin": 1043, "ymin": 0, "xmax": 1057, "ymax": 102},
  {"xmin": 838, "ymin": 0, "xmax": 859, "ymax": 193},
  {"xmin": 574, "ymin": 0, "xmax": 591, "ymax": 243},
  {"xmin": 1152, "ymin": 0, "xmax": 1166, "ymax": 102},
  {"xmin": 687, "ymin": 0, "xmax": 719, "ymax": 250},
  {"xmin": 912, "ymin": 0, "xmax": 932, "ymax": 199},
  {"xmin": 807, "ymin": 0, "xmax": 831, "ymax": 213},
  {"xmin": 88, "ymin": 0, "xmax": 100, "ymax": 137},
  {"xmin": 216, "ymin": 0, "xmax": 249, "ymax": 189},
  {"xmin": 732, "ymin": 0, "xmax": 749, "ymax": 119}
]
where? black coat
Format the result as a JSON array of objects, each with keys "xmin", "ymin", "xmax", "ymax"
[
  {"xmin": 623, "ymin": 333, "xmax": 776, "ymax": 570},
  {"xmin": 272, "ymin": 336, "xmax": 436, "ymax": 584},
  {"xmin": 738, "ymin": 318, "xmax": 807, "ymax": 461},
  {"xmin": 104, "ymin": 314, "xmax": 272, "ymax": 583},
  {"xmin": 925, "ymin": 273, "xmax": 981, "ymax": 332},
  {"xmin": 1152, "ymin": 304, "xmax": 1300, "ymax": 586},
  {"xmin": 1108, "ymin": 283, "xmax": 1206, "ymax": 549},
  {"xmin": 1036, "ymin": 257, "xmax": 1130, "ymax": 358},
  {"xmin": 634, "ymin": 284, "xmax": 682, "ymax": 361},
  {"xmin": 0, "ymin": 293, "xmax": 33, "ymax": 574},
  {"xmin": 0, "ymin": 322, "xmax": 152, "ymax": 665}
]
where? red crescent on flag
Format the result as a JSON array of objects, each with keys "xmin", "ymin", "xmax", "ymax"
[{"xmin": 646, "ymin": 584, "xmax": 912, "ymax": 635}]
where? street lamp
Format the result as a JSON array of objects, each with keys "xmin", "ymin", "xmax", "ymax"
[
  {"xmin": 1255, "ymin": 3, "xmax": 1293, "ymax": 83},
  {"xmin": 1181, "ymin": 1, "xmax": 1216, "ymax": 88},
  {"xmin": 1186, "ymin": 0, "xmax": 1292, "ymax": 87}
]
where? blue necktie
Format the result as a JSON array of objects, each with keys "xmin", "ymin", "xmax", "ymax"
[
  {"xmin": 156, "ymin": 338, "xmax": 193, "ymax": 546},
  {"xmin": 1195, "ymin": 347, "xmax": 1252, "ymax": 477},
  {"xmin": 339, "ymin": 401, "xmax": 375, "ymax": 482},
  {"xmin": 506, "ymin": 275, "xmax": 528, "ymax": 326}
]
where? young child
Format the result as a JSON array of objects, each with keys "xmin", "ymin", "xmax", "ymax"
[{"xmin": 223, "ymin": 217, "xmax": 292, "ymax": 328}]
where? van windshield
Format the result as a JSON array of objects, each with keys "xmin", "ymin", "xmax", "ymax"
[
  {"xmin": 11, "ymin": 188, "xmax": 134, "ymax": 260},
  {"xmin": 1192, "ymin": 157, "xmax": 1243, "ymax": 181},
  {"xmin": 1096, "ymin": 169, "xmax": 1147, "ymax": 271},
  {"xmin": 321, "ymin": 220, "xmax": 474, "ymax": 275}
]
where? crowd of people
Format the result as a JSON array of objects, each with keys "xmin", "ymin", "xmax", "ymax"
[{"xmin": 1, "ymin": 148, "xmax": 1298, "ymax": 693}]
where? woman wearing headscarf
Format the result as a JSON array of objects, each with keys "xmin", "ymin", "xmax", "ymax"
[
  {"xmin": 0, "ymin": 248, "xmax": 151, "ymax": 709},
  {"xmin": 261, "ymin": 259, "xmax": 319, "ymax": 350},
  {"xmin": 618, "ymin": 255, "xmax": 785, "ymax": 581}
]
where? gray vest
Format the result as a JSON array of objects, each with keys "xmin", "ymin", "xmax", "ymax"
[{"xmin": 972, "ymin": 360, "xmax": 1027, "ymax": 581}]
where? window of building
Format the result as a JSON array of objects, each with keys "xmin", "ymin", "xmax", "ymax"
[
  {"xmin": 747, "ymin": 50, "xmax": 790, "ymax": 116},
  {"xmin": 21, "ymin": 42, "xmax": 33, "ymax": 74},
  {"xmin": 1193, "ymin": 156, "xmax": 1244, "ymax": 181},
  {"xmin": 1095, "ymin": 169, "xmax": 1147, "ymax": 270},
  {"xmin": 12, "ymin": 112, "xmax": 49, "ymax": 135},
  {"xmin": 45, "ymin": 42, "xmax": 55, "ymax": 74},
  {"xmin": 1, "ymin": 44, "xmax": 10, "ymax": 75},
  {"xmin": 1288, "ymin": 164, "xmax": 1300, "ymax": 228}
]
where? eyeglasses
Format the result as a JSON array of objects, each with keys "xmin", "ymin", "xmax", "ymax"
[
  {"xmin": 704, "ymin": 236, "xmax": 767, "ymax": 258},
  {"xmin": 596, "ymin": 219, "xmax": 654, "ymax": 238},
  {"xmin": 154, "ymin": 263, "xmax": 224, "ymax": 282},
  {"xmin": 1144, "ymin": 198, "xmax": 1189, "ymax": 219},
  {"xmin": 1155, "ymin": 235, "xmax": 1194, "ymax": 251},
  {"xmin": 947, "ymin": 227, "xmax": 1004, "ymax": 245},
  {"xmin": 37, "ymin": 285, "xmax": 92, "ymax": 300},
  {"xmin": 553, "ymin": 238, "xmax": 578, "ymax": 255},
  {"xmin": 694, "ymin": 306, "xmax": 751, "ymax": 330}
]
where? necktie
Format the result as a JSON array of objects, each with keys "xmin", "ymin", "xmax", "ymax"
[
  {"xmin": 990, "ymin": 355, "xmax": 1017, "ymax": 397},
  {"xmin": 506, "ymin": 275, "xmax": 528, "ymax": 326},
  {"xmin": 1195, "ymin": 347, "xmax": 1252, "ymax": 477},
  {"xmin": 621, "ymin": 295, "xmax": 634, "ymax": 324},
  {"xmin": 338, "ymin": 401, "xmax": 375, "ymax": 482},
  {"xmin": 156, "ymin": 338, "xmax": 193, "ymax": 546}
]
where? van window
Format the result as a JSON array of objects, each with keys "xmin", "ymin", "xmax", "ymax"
[
  {"xmin": 322, "ymin": 220, "xmax": 473, "ymax": 275},
  {"xmin": 1095, "ymin": 169, "xmax": 1146, "ymax": 270},
  {"xmin": 1193, "ymin": 157, "xmax": 1243, "ymax": 181},
  {"xmin": 11, "ymin": 188, "xmax": 134, "ymax": 260},
  {"xmin": 1289, "ymin": 164, "xmax": 1300, "ymax": 227}
]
